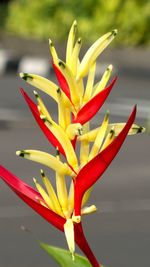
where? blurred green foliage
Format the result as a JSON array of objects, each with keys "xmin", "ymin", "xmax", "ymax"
[{"xmin": 2, "ymin": 0, "xmax": 150, "ymax": 46}]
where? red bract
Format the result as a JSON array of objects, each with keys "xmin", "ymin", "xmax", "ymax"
[
  {"xmin": 0, "ymin": 165, "xmax": 100, "ymax": 267},
  {"xmin": 73, "ymin": 77, "xmax": 117, "ymax": 125},
  {"xmin": 20, "ymin": 88, "xmax": 65, "ymax": 156},
  {"xmin": 74, "ymin": 106, "xmax": 136, "ymax": 216},
  {"xmin": 0, "ymin": 165, "xmax": 65, "ymax": 230},
  {"xmin": 53, "ymin": 62, "xmax": 71, "ymax": 100}
]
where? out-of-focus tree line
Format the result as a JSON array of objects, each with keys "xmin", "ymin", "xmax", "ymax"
[{"xmin": 0, "ymin": 0, "xmax": 150, "ymax": 46}]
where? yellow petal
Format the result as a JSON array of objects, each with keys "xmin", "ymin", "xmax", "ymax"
[
  {"xmin": 16, "ymin": 150, "xmax": 72, "ymax": 176},
  {"xmin": 92, "ymin": 64, "xmax": 113, "ymax": 97},
  {"xmin": 68, "ymin": 180, "xmax": 74, "ymax": 216},
  {"xmin": 107, "ymin": 123, "xmax": 146, "ymax": 136},
  {"xmin": 70, "ymin": 37, "xmax": 82, "ymax": 77},
  {"xmin": 88, "ymin": 111, "xmax": 109, "ymax": 161},
  {"xmin": 41, "ymin": 116, "xmax": 79, "ymax": 172},
  {"xmin": 81, "ymin": 205, "xmax": 97, "ymax": 215},
  {"xmin": 49, "ymin": 39, "xmax": 58, "ymax": 63},
  {"xmin": 33, "ymin": 178, "xmax": 55, "ymax": 211},
  {"xmin": 57, "ymin": 88, "xmax": 67, "ymax": 130},
  {"xmin": 58, "ymin": 60, "xmax": 80, "ymax": 108},
  {"xmin": 64, "ymin": 219, "xmax": 75, "ymax": 260},
  {"xmin": 40, "ymin": 169, "xmax": 64, "ymax": 217},
  {"xmin": 80, "ymin": 123, "xmax": 90, "ymax": 167},
  {"xmin": 77, "ymin": 30, "xmax": 117, "ymax": 80},
  {"xmin": 55, "ymin": 163, "xmax": 69, "ymax": 218},
  {"xmin": 20, "ymin": 72, "xmax": 71, "ymax": 108},
  {"xmin": 66, "ymin": 20, "xmax": 77, "ymax": 66},
  {"xmin": 100, "ymin": 127, "xmax": 115, "ymax": 151},
  {"xmin": 78, "ymin": 122, "xmax": 145, "ymax": 143},
  {"xmin": 82, "ymin": 62, "xmax": 96, "ymax": 105},
  {"xmin": 66, "ymin": 123, "xmax": 83, "ymax": 140},
  {"xmin": 20, "ymin": 73, "xmax": 58, "ymax": 102},
  {"xmin": 34, "ymin": 90, "xmax": 52, "ymax": 121}
]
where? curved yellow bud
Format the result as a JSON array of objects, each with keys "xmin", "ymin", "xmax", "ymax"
[
  {"xmin": 77, "ymin": 30, "xmax": 117, "ymax": 80},
  {"xmin": 66, "ymin": 123, "xmax": 83, "ymax": 140}
]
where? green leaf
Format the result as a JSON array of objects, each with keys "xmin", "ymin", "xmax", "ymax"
[{"xmin": 39, "ymin": 241, "xmax": 105, "ymax": 267}]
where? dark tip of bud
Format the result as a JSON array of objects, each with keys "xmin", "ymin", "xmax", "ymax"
[
  {"xmin": 33, "ymin": 90, "xmax": 39, "ymax": 98},
  {"xmin": 109, "ymin": 129, "xmax": 115, "ymax": 138},
  {"xmin": 49, "ymin": 39, "xmax": 53, "ymax": 46},
  {"xmin": 16, "ymin": 150, "xmax": 27, "ymax": 157},
  {"xmin": 22, "ymin": 73, "xmax": 33, "ymax": 81},
  {"xmin": 58, "ymin": 61, "xmax": 65, "ymax": 68},
  {"xmin": 112, "ymin": 29, "xmax": 118, "ymax": 36},
  {"xmin": 56, "ymin": 148, "xmax": 60, "ymax": 156},
  {"xmin": 57, "ymin": 87, "xmax": 61, "ymax": 94},
  {"xmin": 105, "ymin": 110, "xmax": 110, "ymax": 120},
  {"xmin": 42, "ymin": 117, "xmax": 47, "ymax": 123},
  {"xmin": 137, "ymin": 126, "xmax": 145, "ymax": 133},
  {"xmin": 78, "ymin": 129, "xmax": 83, "ymax": 135},
  {"xmin": 40, "ymin": 169, "xmax": 45, "ymax": 177},
  {"xmin": 78, "ymin": 38, "xmax": 82, "ymax": 44}
]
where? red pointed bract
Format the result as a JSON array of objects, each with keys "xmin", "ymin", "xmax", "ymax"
[
  {"xmin": 73, "ymin": 77, "xmax": 117, "ymax": 125},
  {"xmin": 0, "ymin": 165, "xmax": 65, "ymax": 231},
  {"xmin": 74, "ymin": 106, "xmax": 136, "ymax": 216},
  {"xmin": 75, "ymin": 223, "xmax": 101, "ymax": 267},
  {"xmin": 20, "ymin": 88, "xmax": 65, "ymax": 156},
  {"xmin": 52, "ymin": 62, "xmax": 71, "ymax": 100}
]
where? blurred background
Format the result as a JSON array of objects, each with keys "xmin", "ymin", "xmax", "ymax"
[{"xmin": 0, "ymin": 0, "xmax": 150, "ymax": 267}]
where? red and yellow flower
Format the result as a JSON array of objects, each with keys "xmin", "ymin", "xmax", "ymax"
[{"xmin": 0, "ymin": 21, "xmax": 145, "ymax": 267}]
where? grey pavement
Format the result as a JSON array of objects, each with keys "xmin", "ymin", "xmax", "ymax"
[{"xmin": 0, "ymin": 37, "xmax": 150, "ymax": 267}]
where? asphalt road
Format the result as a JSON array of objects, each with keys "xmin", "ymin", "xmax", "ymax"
[{"xmin": 0, "ymin": 70, "xmax": 150, "ymax": 267}]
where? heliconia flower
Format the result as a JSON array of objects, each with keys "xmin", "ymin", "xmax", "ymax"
[{"xmin": 0, "ymin": 21, "xmax": 145, "ymax": 267}]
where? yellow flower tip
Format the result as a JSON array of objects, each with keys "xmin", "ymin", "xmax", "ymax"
[
  {"xmin": 16, "ymin": 150, "xmax": 28, "ymax": 157},
  {"xmin": 73, "ymin": 20, "xmax": 77, "ymax": 26},
  {"xmin": 40, "ymin": 169, "xmax": 45, "ymax": 177},
  {"xmin": 16, "ymin": 150, "xmax": 21, "ymax": 156},
  {"xmin": 19, "ymin": 72, "xmax": 33, "ymax": 81},
  {"xmin": 40, "ymin": 114, "xmax": 47, "ymax": 122},
  {"xmin": 33, "ymin": 90, "xmax": 39, "ymax": 98},
  {"xmin": 112, "ymin": 29, "xmax": 118, "ymax": 36},
  {"xmin": 49, "ymin": 38, "xmax": 53, "ymax": 46},
  {"xmin": 81, "ymin": 205, "xmax": 97, "ymax": 215},
  {"xmin": 72, "ymin": 215, "xmax": 81, "ymax": 223},
  {"xmin": 77, "ymin": 37, "xmax": 82, "ymax": 44},
  {"xmin": 33, "ymin": 177, "xmax": 37, "ymax": 184},
  {"xmin": 107, "ymin": 64, "xmax": 113, "ymax": 71},
  {"xmin": 58, "ymin": 60, "xmax": 65, "ymax": 69},
  {"xmin": 105, "ymin": 110, "xmax": 110, "ymax": 120},
  {"xmin": 19, "ymin": 72, "xmax": 24, "ymax": 78}
]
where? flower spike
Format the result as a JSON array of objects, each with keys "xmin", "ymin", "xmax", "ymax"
[{"xmin": 1, "ymin": 21, "xmax": 145, "ymax": 267}]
